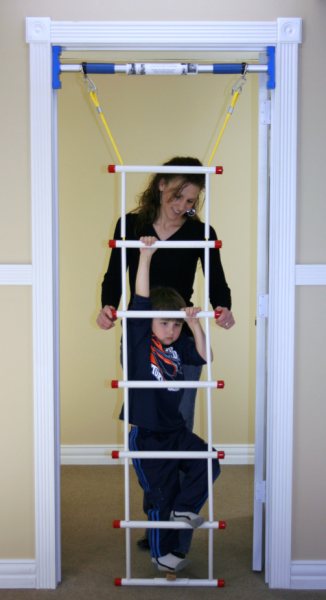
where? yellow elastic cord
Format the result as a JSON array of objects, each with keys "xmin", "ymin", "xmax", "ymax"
[
  {"xmin": 207, "ymin": 89, "xmax": 240, "ymax": 167},
  {"xmin": 89, "ymin": 88, "xmax": 124, "ymax": 166}
]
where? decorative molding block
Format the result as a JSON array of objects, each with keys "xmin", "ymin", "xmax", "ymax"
[
  {"xmin": 277, "ymin": 18, "xmax": 302, "ymax": 43},
  {"xmin": 0, "ymin": 561, "xmax": 36, "ymax": 589},
  {"xmin": 26, "ymin": 17, "xmax": 51, "ymax": 43}
]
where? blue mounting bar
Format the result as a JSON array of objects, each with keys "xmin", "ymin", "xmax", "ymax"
[
  {"xmin": 52, "ymin": 45, "xmax": 275, "ymax": 89},
  {"xmin": 266, "ymin": 46, "xmax": 275, "ymax": 89},
  {"xmin": 52, "ymin": 46, "xmax": 62, "ymax": 89}
]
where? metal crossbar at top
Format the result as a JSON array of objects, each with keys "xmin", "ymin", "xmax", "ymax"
[
  {"xmin": 52, "ymin": 45, "xmax": 275, "ymax": 89},
  {"xmin": 72, "ymin": 62, "xmax": 256, "ymax": 75}
]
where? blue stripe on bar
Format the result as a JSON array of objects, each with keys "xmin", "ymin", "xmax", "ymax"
[
  {"xmin": 83, "ymin": 63, "xmax": 116, "ymax": 74},
  {"xmin": 212, "ymin": 64, "xmax": 245, "ymax": 74}
]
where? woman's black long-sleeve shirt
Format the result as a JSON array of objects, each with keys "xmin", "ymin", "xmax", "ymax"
[{"xmin": 101, "ymin": 212, "xmax": 231, "ymax": 311}]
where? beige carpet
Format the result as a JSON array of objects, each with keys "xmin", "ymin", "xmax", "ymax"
[{"xmin": 1, "ymin": 465, "xmax": 325, "ymax": 600}]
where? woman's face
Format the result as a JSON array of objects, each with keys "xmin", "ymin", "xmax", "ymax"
[{"xmin": 158, "ymin": 177, "xmax": 201, "ymax": 222}]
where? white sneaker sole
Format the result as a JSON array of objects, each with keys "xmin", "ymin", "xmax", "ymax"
[
  {"xmin": 152, "ymin": 556, "xmax": 189, "ymax": 573},
  {"xmin": 170, "ymin": 511, "xmax": 204, "ymax": 529}
]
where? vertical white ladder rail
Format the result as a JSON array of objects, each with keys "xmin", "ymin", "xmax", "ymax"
[
  {"xmin": 204, "ymin": 172, "xmax": 215, "ymax": 579},
  {"xmin": 120, "ymin": 171, "xmax": 132, "ymax": 578}
]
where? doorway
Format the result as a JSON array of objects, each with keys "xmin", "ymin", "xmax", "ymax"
[
  {"xmin": 58, "ymin": 49, "xmax": 259, "ymax": 469},
  {"xmin": 58, "ymin": 49, "xmax": 261, "ymax": 580},
  {"xmin": 26, "ymin": 17, "xmax": 301, "ymax": 589}
]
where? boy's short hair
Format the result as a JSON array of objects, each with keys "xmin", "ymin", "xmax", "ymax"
[{"xmin": 150, "ymin": 286, "xmax": 185, "ymax": 319}]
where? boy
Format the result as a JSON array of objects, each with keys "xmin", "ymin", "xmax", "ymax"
[{"xmin": 120, "ymin": 236, "xmax": 220, "ymax": 573}]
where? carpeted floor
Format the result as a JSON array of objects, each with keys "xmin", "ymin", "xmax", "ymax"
[{"xmin": 1, "ymin": 465, "xmax": 325, "ymax": 599}]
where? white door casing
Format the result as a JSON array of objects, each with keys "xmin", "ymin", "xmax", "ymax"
[
  {"xmin": 252, "ymin": 71, "xmax": 270, "ymax": 573},
  {"xmin": 25, "ymin": 17, "xmax": 302, "ymax": 589}
]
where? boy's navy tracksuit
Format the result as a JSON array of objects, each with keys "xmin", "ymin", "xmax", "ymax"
[{"xmin": 120, "ymin": 294, "xmax": 220, "ymax": 558}]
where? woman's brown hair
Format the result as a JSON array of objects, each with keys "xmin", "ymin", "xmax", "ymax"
[{"xmin": 133, "ymin": 156, "xmax": 205, "ymax": 234}]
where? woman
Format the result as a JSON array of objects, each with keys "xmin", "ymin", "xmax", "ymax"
[
  {"xmin": 97, "ymin": 156, "xmax": 235, "ymax": 431},
  {"xmin": 97, "ymin": 156, "xmax": 235, "ymax": 552}
]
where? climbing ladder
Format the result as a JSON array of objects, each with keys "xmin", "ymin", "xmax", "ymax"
[{"xmin": 109, "ymin": 164, "xmax": 226, "ymax": 587}]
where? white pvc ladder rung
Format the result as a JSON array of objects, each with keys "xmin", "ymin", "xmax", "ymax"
[
  {"xmin": 111, "ymin": 450, "xmax": 225, "ymax": 460},
  {"xmin": 113, "ymin": 519, "xmax": 226, "ymax": 530},
  {"xmin": 108, "ymin": 164, "xmax": 223, "ymax": 174},
  {"xmin": 109, "ymin": 239, "xmax": 222, "ymax": 249},
  {"xmin": 114, "ymin": 577, "xmax": 225, "ymax": 587},
  {"xmin": 112, "ymin": 309, "xmax": 220, "ymax": 319},
  {"xmin": 111, "ymin": 379, "xmax": 224, "ymax": 389}
]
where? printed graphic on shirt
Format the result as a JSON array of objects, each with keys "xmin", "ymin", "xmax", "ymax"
[{"xmin": 150, "ymin": 336, "xmax": 183, "ymax": 392}]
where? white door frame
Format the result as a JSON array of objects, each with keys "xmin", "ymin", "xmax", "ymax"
[
  {"xmin": 252, "ymin": 69, "xmax": 269, "ymax": 573},
  {"xmin": 25, "ymin": 17, "xmax": 302, "ymax": 589}
]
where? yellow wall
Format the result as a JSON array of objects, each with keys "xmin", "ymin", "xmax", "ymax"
[
  {"xmin": 293, "ymin": 288, "xmax": 326, "ymax": 559},
  {"xmin": 0, "ymin": 287, "xmax": 34, "ymax": 557},
  {"xmin": 58, "ymin": 60, "xmax": 258, "ymax": 447},
  {"xmin": 1, "ymin": 0, "xmax": 326, "ymax": 569}
]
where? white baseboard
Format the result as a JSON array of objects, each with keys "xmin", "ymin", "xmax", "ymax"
[
  {"xmin": 219, "ymin": 444, "xmax": 254, "ymax": 465},
  {"xmin": 0, "ymin": 561, "xmax": 36, "ymax": 589},
  {"xmin": 2, "ymin": 557, "xmax": 325, "ymax": 590},
  {"xmin": 61, "ymin": 443, "xmax": 255, "ymax": 466},
  {"xmin": 291, "ymin": 561, "xmax": 326, "ymax": 589},
  {"xmin": 61, "ymin": 444, "xmax": 114, "ymax": 465}
]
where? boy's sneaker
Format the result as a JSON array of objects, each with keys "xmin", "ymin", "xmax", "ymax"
[
  {"xmin": 152, "ymin": 552, "xmax": 189, "ymax": 573},
  {"xmin": 170, "ymin": 510, "xmax": 204, "ymax": 529}
]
